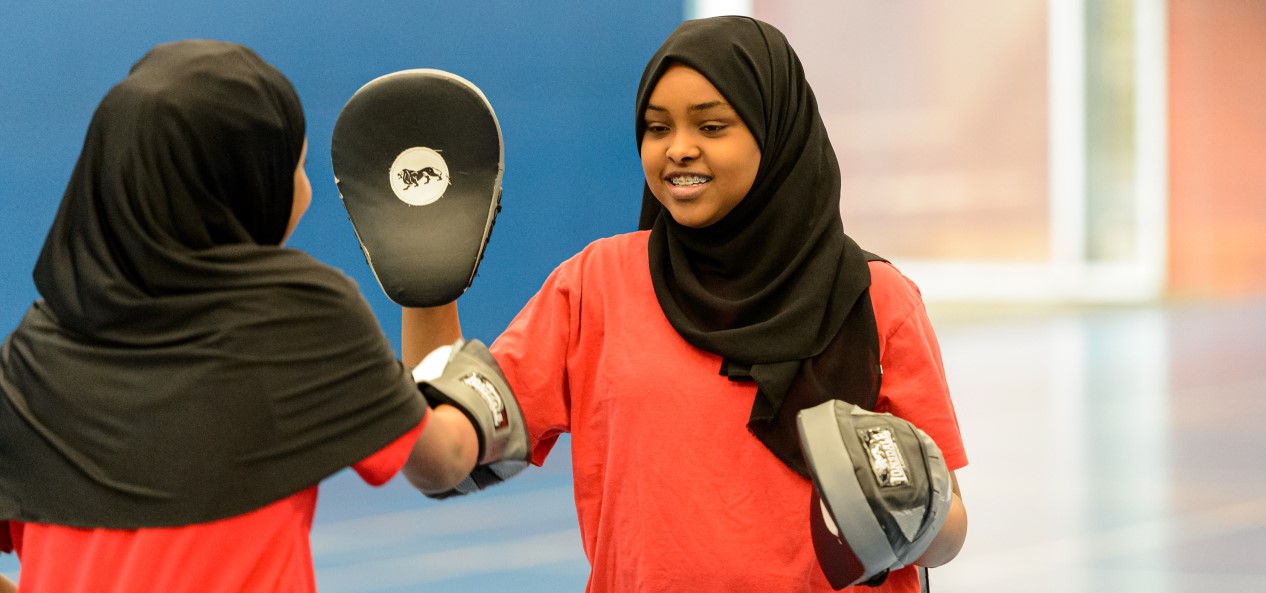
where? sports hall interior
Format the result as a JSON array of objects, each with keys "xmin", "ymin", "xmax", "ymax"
[{"xmin": 2, "ymin": 1, "xmax": 1262, "ymax": 591}]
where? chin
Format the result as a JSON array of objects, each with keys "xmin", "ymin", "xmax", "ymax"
[{"xmin": 670, "ymin": 215, "xmax": 715, "ymax": 229}]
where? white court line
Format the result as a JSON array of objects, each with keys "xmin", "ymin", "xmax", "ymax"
[
  {"xmin": 312, "ymin": 486, "xmax": 577, "ymax": 556},
  {"xmin": 1090, "ymin": 567, "xmax": 1266, "ymax": 591},
  {"xmin": 1171, "ymin": 377, "xmax": 1266, "ymax": 402},
  {"xmin": 316, "ymin": 528, "xmax": 585, "ymax": 592},
  {"xmin": 936, "ymin": 496, "xmax": 1266, "ymax": 589}
]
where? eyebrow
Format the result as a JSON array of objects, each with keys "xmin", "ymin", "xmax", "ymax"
[{"xmin": 644, "ymin": 100, "xmax": 733, "ymax": 114}]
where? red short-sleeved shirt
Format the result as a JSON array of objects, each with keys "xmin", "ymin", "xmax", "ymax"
[
  {"xmin": 491, "ymin": 231, "xmax": 967, "ymax": 593},
  {"xmin": 1, "ymin": 419, "xmax": 424, "ymax": 593}
]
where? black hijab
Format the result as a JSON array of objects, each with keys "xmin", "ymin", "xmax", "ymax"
[
  {"xmin": 636, "ymin": 17, "xmax": 882, "ymax": 477},
  {"xmin": 0, "ymin": 40, "xmax": 424, "ymax": 528}
]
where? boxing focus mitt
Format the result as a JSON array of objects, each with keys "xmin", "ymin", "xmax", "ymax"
[
  {"xmin": 332, "ymin": 69, "xmax": 503, "ymax": 307},
  {"xmin": 412, "ymin": 339, "xmax": 529, "ymax": 499},
  {"xmin": 796, "ymin": 400, "xmax": 952, "ymax": 589}
]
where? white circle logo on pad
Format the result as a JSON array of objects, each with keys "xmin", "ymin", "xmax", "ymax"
[{"xmin": 389, "ymin": 147, "xmax": 450, "ymax": 206}]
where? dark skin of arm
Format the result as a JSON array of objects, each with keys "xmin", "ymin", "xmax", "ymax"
[{"xmin": 397, "ymin": 303, "xmax": 479, "ymax": 495}]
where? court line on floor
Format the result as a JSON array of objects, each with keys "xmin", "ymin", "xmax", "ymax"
[
  {"xmin": 316, "ymin": 528, "xmax": 585, "ymax": 592},
  {"xmin": 312, "ymin": 485, "xmax": 578, "ymax": 556},
  {"xmin": 933, "ymin": 496, "xmax": 1266, "ymax": 590}
]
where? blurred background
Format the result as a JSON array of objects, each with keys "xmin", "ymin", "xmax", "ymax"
[{"xmin": 2, "ymin": 0, "xmax": 1263, "ymax": 591}]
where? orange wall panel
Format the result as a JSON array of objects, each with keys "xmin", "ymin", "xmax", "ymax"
[{"xmin": 1168, "ymin": 0, "xmax": 1266, "ymax": 298}]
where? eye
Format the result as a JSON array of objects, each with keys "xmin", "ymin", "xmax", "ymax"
[
  {"xmin": 700, "ymin": 123, "xmax": 728, "ymax": 135},
  {"xmin": 644, "ymin": 122, "xmax": 670, "ymax": 135}
]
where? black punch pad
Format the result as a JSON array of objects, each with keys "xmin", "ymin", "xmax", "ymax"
[{"xmin": 332, "ymin": 69, "xmax": 503, "ymax": 307}]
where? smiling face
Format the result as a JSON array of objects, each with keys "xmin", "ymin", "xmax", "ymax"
[{"xmin": 641, "ymin": 64, "xmax": 761, "ymax": 229}]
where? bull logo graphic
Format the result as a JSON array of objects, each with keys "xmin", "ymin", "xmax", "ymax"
[{"xmin": 398, "ymin": 166, "xmax": 444, "ymax": 189}]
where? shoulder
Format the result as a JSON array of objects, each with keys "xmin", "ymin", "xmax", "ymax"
[
  {"xmin": 272, "ymin": 249, "xmax": 369, "ymax": 305},
  {"xmin": 283, "ymin": 249, "xmax": 362, "ymax": 289},
  {"xmin": 553, "ymin": 231, "xmax": 649, "ymax": 279},
  {"xmin": 572, "ymin": 231, "xmax": 648, "ymax": 261},
  {"xmin": 251, "ymin": 249, "xmax": 383, "ymax": 335},
  {"xmin": 520, "ymin": 231, "xmax": 654, "ymax": 312},
  {"xmin": 867, "ymin": 260, "xmax": 922, "ymax": 315}
]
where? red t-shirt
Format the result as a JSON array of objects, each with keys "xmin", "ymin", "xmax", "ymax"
[
  {"xmin": 1, "ymin": 419, "xmax": 424, "ymax": 593},
  {"xmin": 491, "ymin": 231, "xmax": 967, "ymax": 593}
]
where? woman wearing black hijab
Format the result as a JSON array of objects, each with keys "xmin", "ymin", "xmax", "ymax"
[
  {"xmin": 405, "ymin": 15, "xmax": 967, "ymax": 593},
  {"xmin": 0, "ymin": 40, "xmax": 480, "ymax": 592}
]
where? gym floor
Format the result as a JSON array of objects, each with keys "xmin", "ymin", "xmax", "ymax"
[{"xmin": 4, "ymin": 298, "xmax": 1265, "ymax": 591}]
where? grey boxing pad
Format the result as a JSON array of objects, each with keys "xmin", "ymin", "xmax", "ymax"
[
  {"xmin": 797, "ymin": 400, "xmax": 953, "ymax": 589},
  {"xmin": 332, "ymin": 69, "xmax": 503, "ymax": 307},
  {"xmin": 412, "ymin": 339, "xmax": 529, "ymax": 499}
]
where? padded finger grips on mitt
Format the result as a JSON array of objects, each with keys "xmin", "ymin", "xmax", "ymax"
[{"xmin": 332, "ymin": 69, "xmax": 504, "ymax": 307}]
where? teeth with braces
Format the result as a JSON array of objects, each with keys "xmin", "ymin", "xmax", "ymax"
[{"xmin": 670, "ymin": 175, "xmax": 710, "ymax": 186}]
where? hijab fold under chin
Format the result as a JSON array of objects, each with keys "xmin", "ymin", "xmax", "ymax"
[{"xmin": 636, "ymin": 16, "xmax": 882, "ymax": 477}]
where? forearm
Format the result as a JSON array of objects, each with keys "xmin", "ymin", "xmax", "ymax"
[
  {"xmin": 402, "ymin": 303, "xmax": 462, "ymax": 367},
  {"xmin": 401, "ymin": 404, "xmax": 479, "ymax": 493},
  {"xmin": 401, "ymin": 303, "xmax": 495, "ymax": 495},
  {"xmin": 916, "ymin": 473, "xmax": 967, "ymax": 567}
]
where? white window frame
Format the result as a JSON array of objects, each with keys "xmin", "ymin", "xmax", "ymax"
[{"xmin": 689, "ymin": 0, "xmax": 1169, "ymax": 304}]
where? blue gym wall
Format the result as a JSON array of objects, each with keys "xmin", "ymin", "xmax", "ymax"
[{"xmin": 0, "ymin": 0, "xmax": 684, "ymax": 346}]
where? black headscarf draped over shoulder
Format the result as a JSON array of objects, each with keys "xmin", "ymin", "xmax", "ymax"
[
  {"xmin": 636, "ymin": 17, "xmax": 882, "ymax": 477},
  {"xmin": 0, "ymin": 40, "xmax": 424, "ymax": 528}
]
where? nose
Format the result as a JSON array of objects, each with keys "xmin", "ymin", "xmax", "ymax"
[{"xmin": 665, "ymin": 131, "xmax": 700, "ymax": 163}]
